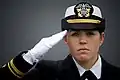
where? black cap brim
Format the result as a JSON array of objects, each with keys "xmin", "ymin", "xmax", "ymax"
[{"xmin": 61, "ymin": 18, "xmax": 105, "ymax": 32}]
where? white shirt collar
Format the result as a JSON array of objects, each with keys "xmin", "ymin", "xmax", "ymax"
[{"xmin": 72, "ymin": 55, "xmax": 102, "ymax": 79}]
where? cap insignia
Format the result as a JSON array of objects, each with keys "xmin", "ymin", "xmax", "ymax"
[{"xmin": 74, "ymin": 2, "xmax": 93, "ymax": 17}]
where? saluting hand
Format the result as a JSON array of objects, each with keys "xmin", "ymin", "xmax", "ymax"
[{"xmin": 23, "ymin": 30, "xmax": 67, "ymax": 64}]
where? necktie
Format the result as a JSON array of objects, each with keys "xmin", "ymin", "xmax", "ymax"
[{"xmin": 80, "ymin": 70, "xmax": 98, "ymax": 80}]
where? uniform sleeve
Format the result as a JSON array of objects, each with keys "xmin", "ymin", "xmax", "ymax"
[{"xmin": 0, "ymin": 51, "xmax": 34, "ymax": 79}]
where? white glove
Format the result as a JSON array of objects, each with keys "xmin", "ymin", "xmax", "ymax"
[{"xmin": 23, "ymin": 30, "xmax": 67, "ymax": 64}]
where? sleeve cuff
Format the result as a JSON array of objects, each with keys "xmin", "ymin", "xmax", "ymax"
[{"xmin": 8, "ymin": 51, "xmax": 34, "ymax": 78}]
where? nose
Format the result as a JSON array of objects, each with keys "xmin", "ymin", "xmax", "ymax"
[
  {"xmin": 79, "ymin": 39, "xmax": 87, "ymax": 44},
  {"xmin": 79, "ymin": 35, "xmax": 88, "ymax": 44}
]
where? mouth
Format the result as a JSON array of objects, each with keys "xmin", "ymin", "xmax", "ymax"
[{"xmin": 77, "ymin": 48, "xmax": 90, "ymax": 51}]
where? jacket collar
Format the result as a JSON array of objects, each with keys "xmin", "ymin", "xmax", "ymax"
[{"xmin": 72, "ymin": 55, "xmax": 102, "ymax": 79}]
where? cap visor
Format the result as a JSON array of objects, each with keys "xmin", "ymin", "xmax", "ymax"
[{"xmin": 68, "ymin": 23, "xmax": 99, "ymax": 30}]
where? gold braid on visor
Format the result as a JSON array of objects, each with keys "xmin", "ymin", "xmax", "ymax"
[{"xmin": 67, "ymin": 19, "xmax": 101, "ymax": 24}]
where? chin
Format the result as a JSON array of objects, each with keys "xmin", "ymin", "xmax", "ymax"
[{"xmin": 75, "ymin": 54, "xmax": 90, "ymax": 62}]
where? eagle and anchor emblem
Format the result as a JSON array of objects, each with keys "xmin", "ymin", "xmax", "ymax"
[{"xmin": 74, "ymin": 2, "xmax": 93, "ymax": 17}]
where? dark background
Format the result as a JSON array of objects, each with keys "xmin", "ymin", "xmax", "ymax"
[{"xmin": 1, "ymin": 0, "xmax": 120, "ymax": 67}]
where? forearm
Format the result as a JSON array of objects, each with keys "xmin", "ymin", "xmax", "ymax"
[{"xmin": 0, "ymin": 51, "xmax": 33, "ymax": 79}]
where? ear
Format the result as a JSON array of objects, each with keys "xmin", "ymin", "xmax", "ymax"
[
  {"xmin": 63, "ymin": 34, "xmax": 68, "ymax": 44},
  {"xmin": 100, "ymin": 32, "xmax": 105, "ymax": 46}
]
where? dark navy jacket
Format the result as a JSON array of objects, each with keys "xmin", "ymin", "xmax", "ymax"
[
  {"xmin": 21, "ymin": 55, "xmax": 120, "ymax": 80},
  {"xmin": 1, "ymin": 51, "xmax": 120, "ymax": 80}
]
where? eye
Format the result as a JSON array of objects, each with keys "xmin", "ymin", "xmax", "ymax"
[
  {"xmin": 86, "ymin": 31, "xmax": 95, "ymax": 36},
  {"xmin": 71, "ymin": 32, "xmax": 79, "ymax": 36}
]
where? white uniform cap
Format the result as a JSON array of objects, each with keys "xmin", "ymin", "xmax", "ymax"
[{"xmin": 61, "ymin": 2, "xmax": 105, "ymax": 32}]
